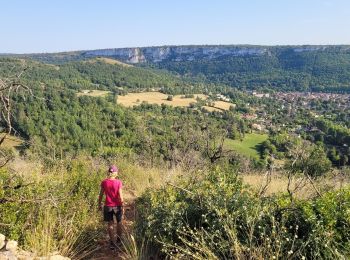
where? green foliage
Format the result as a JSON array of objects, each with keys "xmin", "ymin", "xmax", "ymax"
[
  {"xmin": 0, "ymin": 160, "xmax": 104, "ymax": 257},
  {"xmin": 224, "ymin": 133, "xmax": 268, "ymax": 159},
  {"xmin": 136, "ymin": 167, "xmax": 350, "ymax": 259},
  {"xmin": 149, "ymin": 46, "xmax": 350, "ymax": 92}
]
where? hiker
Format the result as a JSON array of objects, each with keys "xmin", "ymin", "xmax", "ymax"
[{"xmin": 98, "ymin": 165, "xmax": 124, "ymax": 249}]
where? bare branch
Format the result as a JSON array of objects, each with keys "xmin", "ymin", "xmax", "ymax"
[{"xmin": 0, "ymin": 63, "xmax": 32, "ymax": 168}]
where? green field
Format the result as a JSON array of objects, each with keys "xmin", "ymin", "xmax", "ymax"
[{"xmin": 224, "ymin": 133, "xmax": 268, "ymax": 159}]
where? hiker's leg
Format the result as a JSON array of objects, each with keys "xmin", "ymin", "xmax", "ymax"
[
  {"xmin": 107, "ymin": 221, "xmax": 115, "ymax": 241},
  {"xmin": 116, "ymin": 222, "xmax": 123, "ymax": 240},
  {"xmin": 103, "ymin": 206, "xmax": 115, "ymax": 242},
  {"xmin": 116, "ymin": 206, "xmax": 123, "ymax": 241}
]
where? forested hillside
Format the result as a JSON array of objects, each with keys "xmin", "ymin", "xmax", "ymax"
[
  {"xmin": 148, "ymin": 46, "xmax": 350, "ymax": 92},
  {"xmin": 5, "ymin": 45, "xmax": 350, "ymax": 92},
  {"xmin": 0, "ymin": 58, "xmax": 214, "ymax": 159},
  {"xmin": 0, "ymin": 57, "xmax": 186, "ymax": 93}
]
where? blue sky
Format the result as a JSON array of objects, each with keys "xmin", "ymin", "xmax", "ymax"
[{"xmin": 1, "ymin": 0, "xmax": 349, "ymax": 53}]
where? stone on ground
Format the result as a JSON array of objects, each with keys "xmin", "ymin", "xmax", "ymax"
[
  {"xmin": 5, "ymin": 241, "xmax": 18, "ymax": 253},
  {"xmin": 0, "ymin": 234, "xmax": 5, "ymax": 249}
]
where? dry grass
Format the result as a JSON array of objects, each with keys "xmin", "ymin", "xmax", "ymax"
[
  {"xmin": 242, "ymin": 174, "xmax": 293, "ymax": 195},
  {"xmin": 87, "ymin": 57, "xmax": 132, "ymax": 67},
  {"xmin": 117, "ymin": 92, "xmax": 235, "ymax": 111},
  {"xmin": 76, "ymin": 90, "xmax": 236, "ymax": 111},
  {"xmin": 0, "ymin": 133, "xmax": 22, "ymax": 149},
  {"xmin": 202, "ymin": 106, "xmax": 222, "ymax": 112},
  {"xmin": 117, "ymin": 92, "xmax": 207, "ymax": 108},
  {"xmin": 213, "ymin": 101, "xmax": 236, "ymax": 110},
  {"xmin": 242, "ymin": 173, "xmax": 350, "ymax": 198},
  {"xmin": 77, "ymin": 90, "xmax": 111, "ymax": 97},
  {"xmin": 117, "ymin": 159, "xmax": 183, "ymax": 196}
]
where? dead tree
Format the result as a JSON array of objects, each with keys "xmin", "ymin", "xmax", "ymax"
[
  {"xmin": 203, "ymin": 126, "xmax": 231, "ymax": 163},
  {"xmin": 0, "ymin": 64, "xmax": 31, "ymax": 168}
]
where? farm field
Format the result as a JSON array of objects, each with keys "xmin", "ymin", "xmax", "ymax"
[
  {"xmin": 117, "ymin": 91, "xmax": 236, "ymax": 110},
  {"xmin": 202, "ymin": 106, "xmax": 222, "ymax": 112},
  {"xmin": 213, "ymin": 100, "xmax": 236, "ymax": 110},
  {"xmin": 77, "ymin": 90, "xmax": 111, "ymax": 97},
  {"xmin": 117, "ymin": 92, "xmax": 207, "ymax": 107},
  {"xmin": 224, "ymin": 133, "xmax": 268, "ymax": 158}
]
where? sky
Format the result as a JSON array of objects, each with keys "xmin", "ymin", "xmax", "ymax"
[{"xmin": 1, "ymin": 0, "xmax": 350, "ymax": 53}]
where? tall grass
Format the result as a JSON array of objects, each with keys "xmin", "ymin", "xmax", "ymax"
[
  {"xmin": 25, "ymin": 207, "xmax": 101, "ymax": 259},
  {"xmin": 1, "ymin": 158, "xmax": 104, "ymax": 258},
  {"xmin": 1, "ymin": 156, "xmax": 173, "ymax": 258},
  {"xmin": 120, "ymin": 232, "xmax": 152, "ymax": 260}
]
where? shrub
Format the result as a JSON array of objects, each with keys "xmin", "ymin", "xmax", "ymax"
[
  {"xmin": 0, "ymin": 159, "xmax": 104, "ymax": 258},
  {"xmin": 135, "ymin": 166, "xmax": 350, "ymax": 259}
]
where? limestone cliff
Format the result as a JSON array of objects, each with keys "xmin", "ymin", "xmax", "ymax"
[{"xmin": 82, "ymin": 45, "xmax": 269, "ymax": 63}]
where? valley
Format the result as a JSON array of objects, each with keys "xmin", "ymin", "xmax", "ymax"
[{"xmin": 1, "ymin": 47, "xmax": 350, "ymax": 259}]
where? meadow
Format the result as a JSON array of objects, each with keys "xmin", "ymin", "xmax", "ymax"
[
  {"xmin": 116, "ymin": 91, "xmax": 236, "ymax": 111},
  {"xmin": 224, "ymin": 133, "xmax": 268, "ymax": 159},
  {"xmin": 117, "ymin": 92, "xmax": 207, "ymax": 107}
]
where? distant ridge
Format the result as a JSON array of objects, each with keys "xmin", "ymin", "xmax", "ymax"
[
  {"xmin": 2, "ymin": 44, "xmax": 350, "ymax": 64},
  {"xmin": 2, "ymin": 45, "xmax": 350, "ymax": 92}
]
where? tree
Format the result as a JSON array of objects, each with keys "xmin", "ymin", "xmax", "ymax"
[
  {"xmin": 0, "ymin": 67, "xmax": 31, "ymax": 167},
  {"xmin": 284, "ymin": 139, "xmax": 331, "ymax": 201}
]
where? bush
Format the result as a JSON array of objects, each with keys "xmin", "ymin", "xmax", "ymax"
[
  {"xmin": 135, "ymin": 167, "xmax": 350, "ymax": 259},
  {"xmin": 0, "ymin": 159, "xmax": 104, "ymax": 258}
]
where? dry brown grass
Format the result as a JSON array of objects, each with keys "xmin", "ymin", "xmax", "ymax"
[
  {"xmin": 77, "ymin": 90, "xmax": 111, "ymax": 97},
  {"xmin": 242, "ymin": 173, "xmax": 349, "ymax": 198},
  {"xmin": 117, "ymin": 92, "xmax": 208, "ymax": 108},
  {"xmin": 242, "ymin": 174, "xmax": 292, "ymax": 195},
  {"xmin": 213, "ymin": 101, "xmax": 236, "ymax": 110},
  {"xmin": 0, "ymin": 133, "xmax": 22, "ymax": 149},
  {"xmin": 87, "ymin": 57, "xmax": 132, "ymax": 67},
  {"xmin": 202, "ymin": 106, "xmax": 222, "ymax": 112},
  {"xmin": 117, "ymin": 92, "xmax": 236, "ymax": 111},
  {"xmin": 117, "ymin": 159, "xmax": 183, "ymax": 196}
]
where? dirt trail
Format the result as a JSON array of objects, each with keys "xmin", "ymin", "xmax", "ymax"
[{"xmin": 91, "ymin": 192, "xmax": 136, "ymax": 260}]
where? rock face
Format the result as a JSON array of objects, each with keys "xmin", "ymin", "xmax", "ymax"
[
  {"xmin": 80, "ymin": 45, "xmax": 350, "ymax": 64},
  {"xmin": 82, "ymin": 45, "xmax": 269, "ymax": 63},
  {"xmin": 0, "ymin": 234, "xmax": 69, "ymax": 260}
]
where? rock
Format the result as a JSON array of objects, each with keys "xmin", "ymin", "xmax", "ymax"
[
  {"xmin": 17, "ymin": 256, "xmax": 33, "ymax": 260},
  {"xmin": 0, "ymin": 251, "xmax": 18, "ymax": 260},
  {"xmin": 0, "ymin": 234, "xmax": 5, "ymax": 249},
  {"xmin": 5, "ymin": 241, "xmax": 17, "ymax": 253},
  {"xmin": 17, "ymin": 250, "xmax": 34, "ymax": 260}
]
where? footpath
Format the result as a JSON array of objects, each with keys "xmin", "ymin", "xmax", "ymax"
[{"xmin": 91, "ymin": 193, "xmax": 136, "ymax": 260}]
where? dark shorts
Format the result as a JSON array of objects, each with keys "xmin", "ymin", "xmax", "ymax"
[{"xmin": 103, "ymin": 206, "xmax": 123, "ymax": 223}]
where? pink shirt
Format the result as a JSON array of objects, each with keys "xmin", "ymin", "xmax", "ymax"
[{"xmin": 101, "ymin": 178, "xmax": 123, "ymax": 207}]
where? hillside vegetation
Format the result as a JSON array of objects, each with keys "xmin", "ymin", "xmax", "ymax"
[
  {"xmin": 6, "ymin": 45, "xmax": 350, "ymax": 92},
  {"xmin": 149, "ymin": 46, "xmax": 350, "ymax": 92},
  {"xmin": 1, "ymin": 54, "xmax": 350, "ymax": 259}
]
